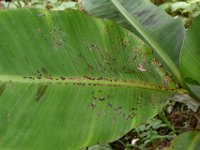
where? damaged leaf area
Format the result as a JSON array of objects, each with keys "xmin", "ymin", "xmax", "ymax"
[
  {"xmin": 80, "ymin": 0, "xmax": 185, "ymax": 84},
  {"xmin": 80, "ymin": 0, "xmax": 185, "ymax": 66},
  {"xmin": 0, "ymin": 9, "xmax": 179, "ymax": 149}
]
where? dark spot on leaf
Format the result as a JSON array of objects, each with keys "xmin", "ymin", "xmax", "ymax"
[
  {"xmin": 117, "ymin": 106, "xmax": 122, "ymax": 110},
  {"xmin": 24, "ymin": 56, "xmax": 30, "ymax": 65},
  {"xmin": 89, "ymin": 102, "xmax": 96, "ymax": 109},
  {"xmin": 142, "ymin": 14, "xmax": 156, "ymax": 26},
  {"xmin": 88, "ymin": 64, "xmax": 93, "ymax": 71},
  {"xmin": 41, "ymin": 68, "xmax": 48, "ymax": 75},
  {"xmin": 26, "ymin": 76, "xmax": 35, "ymax": 80},
  {"xmin": 126, "ymin": 114, "xmax": 134, "ymax": 120},
  {"xmin": 60, "ymin": 76, "xmax": 66, "ymax": 80},
  {"xmin": 92, "ymin": 96, "xmax": 97, "ymax": 100},
  {"xmin": 130, "ymin": 107, "xmax": 137, "ymax": 112},
  {"xmin": 0, "ymin": 83, "xmax": 6, "ymax": 96},
  {"xmin": 121, "ymin": 113, "xmax": 125, "ymax": 119},
  {"xmin": 35, "ymin": 84, "xmax": 48, "ymax": 102},
  {"xmin": 108, "ymin": 103, "xmax": 112, "ymax": 108},
  {"xmin": 134, "ymin": 10, "xmax": 149, "ymax": 17},
  {"xmin": 98, "ymin": 97, "xmax": 105, "ymax": 101}
]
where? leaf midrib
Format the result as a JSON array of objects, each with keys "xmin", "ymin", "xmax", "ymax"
[{"xmin": 0, "ymin": 75, "xmax": 178, "ymax": 92}]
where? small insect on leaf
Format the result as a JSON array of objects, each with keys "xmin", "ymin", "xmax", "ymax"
[{"xmin": 137, "ymin": 64, "xmax": 147, "ymax": 72}]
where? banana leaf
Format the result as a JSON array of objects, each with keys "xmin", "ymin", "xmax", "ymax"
[
  {"xmin": 166, "ymin": 131, "xmax": 200, "ymax": 150},
  {"xmin": 0, "ymin": 8, "xmax": 179, "ymax": 149},
  {"xmin": 180, "ymin": 15, "xmax": 200, "ymax": 101},
  {"xmin": 80, "ymin": 0, "xmax": 185, "ymax": 84}
]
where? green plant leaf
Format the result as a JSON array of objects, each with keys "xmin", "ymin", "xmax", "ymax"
[
  {"xmin": 82, "ymin": 144, "xmax": 112, "ymax": 150},
  {"xmin": 180, "ymin": 15, "xmax": 200, "ymax": 101},
  {"xmin": 0, "ymin": 8, "xmax": 178, "ymax": 149},
  {"xmin": 80, "ymin": 0, "xmax": 185, "ymax": 84},
  {"xmin": 166, "ymin": 131, "xmax": 200, "ymax": 150}
]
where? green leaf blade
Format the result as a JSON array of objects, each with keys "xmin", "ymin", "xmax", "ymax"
[
  {"xmin": 180, "ymin": 15, "xmax": 200, "ymax": 101},
  {"xmin": 0, "ymin": 9, "xmax": 177, "ymax": 149},
  {"xmin": 166, "ymin": 131, "xmax": 200, "ymax": 150},
  {"xmin": 80, "ymin": 0, "xmax": 185, "ymax": 85}
]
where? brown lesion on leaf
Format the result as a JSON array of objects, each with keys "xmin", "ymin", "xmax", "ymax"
[
  {"xmin": 89, "ymin": 101, "xmax": 96, "ymax": 109},
  {"xmin": 87, "ymin": 64, "xmax": 94, "ymax": 71},
  {"xmin": 87, "ymin": 42, "xmax": 99, "ymax": 51},
  {"xmin": 134, "ymin": 10, "xmax": 150, "ymax": 17},
  {"xmin": 35, "ymin": 84, "xmax": 48, "ymax": 102},
  {"xmin": 0, "ymin": 83, "xmax": 6, "ymax": 97},
  {"xmin": 142, "ymin": 14, "xmax": 157, "ymax": 26},
  {"xmin": 49, "ymin": 26, "xmax": 64, "ymax": 49}
]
